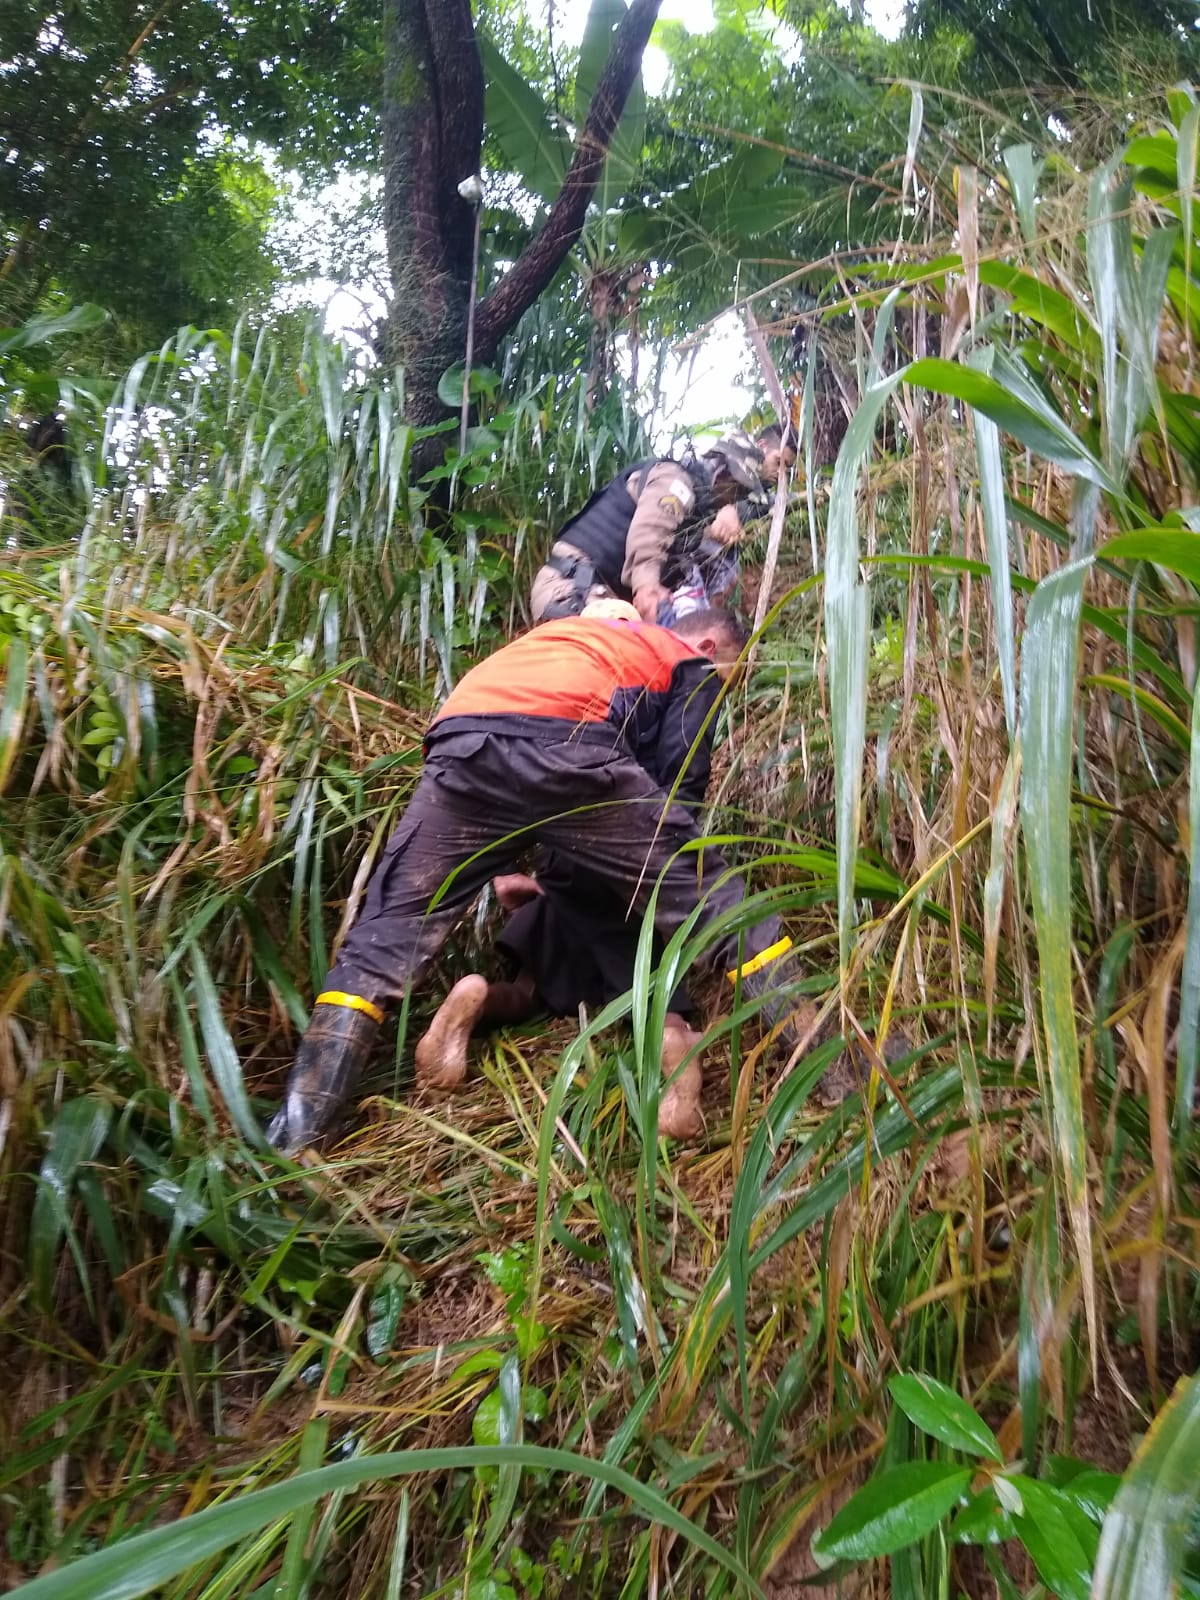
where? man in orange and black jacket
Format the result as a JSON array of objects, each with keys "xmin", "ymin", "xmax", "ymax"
[{"xmin": 266, "ymin": 609, "xmax": 801, "ymax": 1154}]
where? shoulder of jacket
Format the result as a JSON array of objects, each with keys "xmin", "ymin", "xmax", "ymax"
[{"xmin": 634, "ymin": 459, "xmax": 696, "ymax": 513}]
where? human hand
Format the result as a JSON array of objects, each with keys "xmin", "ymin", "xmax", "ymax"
[
  {"xmin": 493, "ymin": 873, "xmax": 543, "ymax": 911},
  {"xmin": 633, "ymin": 583, "xmax": 670, "ymax": 622},
  {"xmin": 709, "ymin": 503, "xmax": 745, "ymax": 546}
]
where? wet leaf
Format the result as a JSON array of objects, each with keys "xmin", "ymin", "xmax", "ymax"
[
  {"xmin": 812, "ymin": 1463, "xmax": 972, "ymax": 1565},
  {"xmin": 889, "ymin": 1374, "xmax": 1003, "ymax": 1462},
  {"xmin": 30, "ymin": 1097, "xmax": 111, "ymax": 1313},
  {"xmin": 1093, "ymin": 1370, "xmax": 1200, "ymax": 1600},
  {"xmin": 366, "ymin": 1283, "xmax": 405, "ymax": 1361}
]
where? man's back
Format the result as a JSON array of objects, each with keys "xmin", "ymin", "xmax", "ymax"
[{"xmin": 434, "ymin": 617, "xmax": 705, "ymax": 732}]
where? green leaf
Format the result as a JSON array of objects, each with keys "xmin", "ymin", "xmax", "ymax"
[
  {"xmin": 617, "ymin": 204, "xmax": 672, "ymax": 258},
  {"xmin": 888, "ymin": 1374, "xmax": 1003, "ymax": 1462},
  {"xmin": 1093, "ymin": 1370, "xmax": 1200, "ymax": 1600},
  {"xmin": 1018, "ymin": 557, "xmax": 1096, "ymax": 1352},
  {"xmin": 473, "ymin": 1390, "xmax": 505, "ymax": 1448},
  {"xmin": 1059, "ymin": 1468, "xmax": 1121, "ymax": 1523},
  {"xmin": 30, "ymin": 1097, "xmax": 111, "ymax": 1314},
  {"xmin": 812, "ymin": 1463, "xmax": 973, "ymax": 1566},
  {"xmin": 0, "ymin": 304, "xmax": 108, "ymax": 353},
  {"xmin": 719, "ymin": 185, "xmax": 805, "ymax": 240},
  {"xmin": 1181, "ymin": 683, "xmax": 1200, "ymax": 1133},
  {"xmin": 449, "ymin": 1349, "xmax": 506, "ymax": 1383},
  {"xmin": 1001, "ymin": 142, "xmax": 1045, "ymax": 244},
  {"xmin": 0, "ymin": 634, "xmax": 30, "ymax": 795},
  {"xmin": 437, "ymin": 363, "xmax": 501, "ymax": 408},
  {"xmin": 242, "ymin": 907, "xmax": 309, "ymax": 1032},
  {"xmin": 575, "ymin": 0, "xmax": 645, "ymax": 190},
  {"xmin": 1126, "ymin": 132, "xmax": 1180, "ymax": 182},
  {"xmin": 828, "ymin": 371, "xmax": 903, "ymax": 972},
  {"xmin": 478, "ymin": 34, "xmax": 569, "ymax": 204},
  {"xmin": 969, "ymin": 345, "xmax": 1017, "ymax": 739},
  {"xmin": 1010, "ymin": 1477, "xmax": 1094, "ymax": 1600},
  {"xmin": 187, "ymin": 942, "xmax": 265, "ymax": 1148},
  {"xmin": 1101, "ymin": 527, "xmax": 1200, "ymax": 586},
  {"xmin": 906, "ymin": 356, "xmax": 1113, "ymax": 490},
  {"xmin": 3, "ymin": 1447, "xmax": 764, "ymax": 1600},
  {"xmin": 979, "ymin": 262, "xmax": 1096, "ymax": 358},
  {"xmin": 366, "ymin": 1283, "xmax": 405, "ymax": 1361},
  {"xmin": 951, "ymin": 1488, "xmax": 1016, "ymax": 1546},
  {"xmin": 694, "ymin": 140, "xmax": 786, "ymax": 232}
]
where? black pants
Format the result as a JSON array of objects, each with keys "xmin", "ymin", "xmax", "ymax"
[
  {"xmin": 325, "ymin": 729, "xmax": 787, "ymax": 1011},
  {"xmin": 497, "ymin": 850, "xmax": 693, "ymax": 1017}
]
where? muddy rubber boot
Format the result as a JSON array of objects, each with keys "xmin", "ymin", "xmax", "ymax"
[
  {"xmin": 415, "ymin": 974, "xmax": 489, "ymax": 1090},
  {"xmin": 658, "ymin": 1014, "xmax": 704, "ymax": 1140},
  {"xmin": 266, "ymin": 1000, "xmax": 381, "ymax": 1155}
]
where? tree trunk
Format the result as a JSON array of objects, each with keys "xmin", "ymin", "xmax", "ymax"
[
  {"xmin": 380, "ymin": 0, "xmax": 663, "ymax": 479},
  {"xmin": 381, "ymin": 0, "xmax": 484, "ymax": 477}
]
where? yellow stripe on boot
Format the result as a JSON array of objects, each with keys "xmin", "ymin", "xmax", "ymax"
[
  {"xmin": 315, "ymin": 990, "xmax": 386, "ymax": 1025},
  {"xmin": 725, "ymin": 935, "xmax": 793, "ymax": 984}
]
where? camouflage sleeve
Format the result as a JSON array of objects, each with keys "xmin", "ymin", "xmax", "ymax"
[{"xmin": 621, "ymin": 460, "xmax": 696, "ymax": 594}]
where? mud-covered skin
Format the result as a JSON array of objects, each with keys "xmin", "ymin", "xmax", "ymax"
[
  {"xmin": 265, "ymin": 1005, "xmax": 380, "ymax": 1155},
  {"xmin": 658, "ymin": 1015, "xmax": 704, "ymax": 1140},
  {"xmin": 414, "ymin": 974, "xmax": 489, "ymax": 1089}
]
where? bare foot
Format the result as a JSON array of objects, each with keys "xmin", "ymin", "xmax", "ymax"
[
  {"xmin": 493, "ymin": 873, "xmax": 543, "ymax": 912},
  {"xmin": 658, "ymin": 1018, "xmax": 704, "ymax": 1140},
  {"xmin": 415, "ymin": 975, "xmax": 489, "ymax": 1089}
]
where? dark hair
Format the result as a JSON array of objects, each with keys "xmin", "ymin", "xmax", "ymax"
[
  {"xmin": 756, "ymin": 422, "xmax": 783, "ymax": 448},
  {"xmin": 670, "ymin": 608, "xmax": 751, "ymax": 653}
]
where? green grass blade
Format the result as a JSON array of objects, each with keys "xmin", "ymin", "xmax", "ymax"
[
  {"xmin": 5, "ymin": 1446, "xmax": 765, "ymax": 1600},
  {"xmin": 1001, "ymin": 142, "xmax": 1044, "ymax": 245},
  {"xmin": 273, "ymin": 1418, "xmax": 328, "ymax": 1600},
  {"xmin": 383, "ymin": 1491, "xmax": 409, "ymax": 1600},
  {"xmin": 1087, "ymin": 160, "xmax": 1127, "ymax": 480},
  {"xmin": 1091, "ymin": 1369, "xmax": 1200, "ymax": 1600},
  {"xmin": 828, "ymin": 371, "xmax": 905, "ymax": 973},
  {"xmin": 187, "ymin": 942, "xmax": 265, "ymax": 1148},
  {"xmin": 0, "ymin": 633, "xmax": 30, "ymax": 794},
  {"xmin": 1101, "ymin": 526, "xmax": 1200, "ymax": 586},
  {"xmin": 906, "ymin": 356, "xmax": 1114, "ymax": 492},
  {"xmin": 968, "ymin": 347, "xmax": 1017, "ymax": 739},
  {"xmin": 1178, "ymin": 679, "xmax": 1200, "ymax": 1133},
  {"xmin": 29, "ymin": 1097, "xmax": 111, "ymax": 1313},
  {"xmin": 1177, "ymin": 103, "xmax": 1199, "ymax": 336},
  {"xmin": 1017, "ymin": 556, "xmax": 1096, "ymax": 1357}
]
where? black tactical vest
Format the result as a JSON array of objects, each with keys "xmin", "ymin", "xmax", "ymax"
[{"xmin": 554, "ymin": 460, "xmax": 712, "ymax": 597}]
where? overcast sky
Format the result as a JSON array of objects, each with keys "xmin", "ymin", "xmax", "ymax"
[{"xmin": 555, "ymin": 0, "xmax": 906, "ymax": 88}]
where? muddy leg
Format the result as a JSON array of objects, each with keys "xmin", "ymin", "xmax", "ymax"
[
  {"xmin": 658, "ymin": 1010, "xmax": 704, "ymax": 1140},
  {"xmin": 415, "ymin": 971, "xmax": 542, "ymax": 1090},
  {"xmin": 415, "ymin": 976, "xmax": 490, "ymax": 1089}
]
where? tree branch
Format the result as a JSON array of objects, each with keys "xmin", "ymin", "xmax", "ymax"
[{"xmin": 472, "ymin": 0, "xmax": 662, "ymax": 365}]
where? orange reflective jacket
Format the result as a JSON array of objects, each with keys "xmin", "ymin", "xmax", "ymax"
[{"xmin": 429, "ymin": 617, "xmax": 721, "ymax": 804}]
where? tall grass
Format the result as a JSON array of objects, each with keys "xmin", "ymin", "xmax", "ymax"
[{"xmin": 2, "ymin": 82, "xmax": 1199, "ymax": 1600}]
